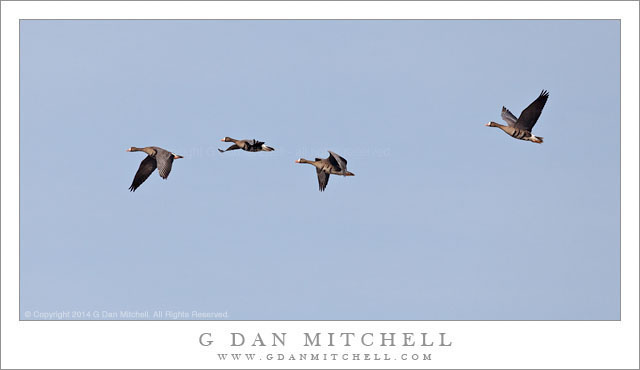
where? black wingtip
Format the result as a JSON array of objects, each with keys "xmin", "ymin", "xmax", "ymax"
[
  {"xmin": 218, "ymin": 149, "xmax": 224, "ymax": 153},
  {"xmin": 540, "ymin": 89, "xmax": 549, "ymax": 97}
]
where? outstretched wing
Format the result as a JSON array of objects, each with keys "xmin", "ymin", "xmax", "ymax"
[
  {"xmin": 327, "ymin": 151, "xmax": 348, "ymax": 172},
  {"xmin": 501, "ymin": 106, "xmax": 518, "ymax": 127},
  {"xmin": 245, "ymin": 139, "xmax": 266, "ymax": 152},
  {"xmin": 156, "ymin": 154, "xmax": 175, "ymax": 179},
  {"xmin": 316, "ymin": 168, "xmax": 330, "ymax": 192},
  {"xmin": 515, "ymin": 90, "xmax": 549, "ymax": 132},
  {"xmin": 129, "ymin": 156, "xmax": 157, "ymax": 192},
  {"xmin": 219, "ymin": 144, "xmax": 240, "ymax": 153}
]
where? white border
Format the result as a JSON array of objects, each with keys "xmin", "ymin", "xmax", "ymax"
[{"xmin": 2, "ymin": 1, "xmax": 638, "ymax": 369}]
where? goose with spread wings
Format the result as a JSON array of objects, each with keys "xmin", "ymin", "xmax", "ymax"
[
  {"xmin": 218, "ymin": 137, "xmax": 275, "ymax": 153},
  {"xmin": 486, "ymin": 90, "xmax": 549, "ymax": 143},
  {"xmin": 126, "ymin": 146, "xmax": 183, "ymax": 192},
  {"xmin": 295, "ymin": 151, "xmax": 355, "ymax": 192}
]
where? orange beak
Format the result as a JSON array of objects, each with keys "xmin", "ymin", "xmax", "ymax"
[
  {"xmin": 220, "ymin": 138, "xmax": 225, "ymax": 142},
  {"xmin": 174, "ymin": 155, "xmax": 184, "ymax": 159}
]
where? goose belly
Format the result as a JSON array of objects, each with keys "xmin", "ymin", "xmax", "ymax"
[{"xmin": 502, "ymin": 127, "xmax": 533, "ymax": 141}]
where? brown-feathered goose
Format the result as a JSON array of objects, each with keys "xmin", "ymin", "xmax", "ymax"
[
  {"xmin": 295, "ymin": 151, "xmax": 354, "ymax": 192},
  {"xmin": 486, "ymin": 90, "xmax": 549, "ymax": 143},
  {"xmin": 126, "ymin": 146, "xmax": 183, "ymax": 192},
  {"xmin": 218, "ymin": 137, "xmax": 275, "ymax": 153}
]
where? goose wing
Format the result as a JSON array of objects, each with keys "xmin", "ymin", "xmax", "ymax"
[
  {"xmin": 316, "ymin": 168, "xmax": 330, "ymax": 192},
  {"xmin": 150, "ymin": 147, "xmax": 175, "ymax": 179},
  {"xmin": 245, "ymin": 139, "xmax": 266, "ymax": 152},
  {"xmin": 155, "ymin": 152, "xmax": 175, "ymax": 179},
  {"xmin": 327, "ymin": 151, "xmax": 348, "ymax": 172},
  {"xmin": 515, "ymin": 90, "xmax": 549, "ymax": 132},
  {"xmin": 129, "ymin": 156, "xmax": 157, "ymax": 192},
  {"xmin": 501, "ymin": 106, "xmax": 518, "ymax": 127},
  {"xmin": 219, "ymin": 144, "xmax": 240, "ymax": 153}
]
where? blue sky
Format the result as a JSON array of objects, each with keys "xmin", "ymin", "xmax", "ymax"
[{"xmin": 19, "ymin": 20, "xmax": 620, "ymax": 320}]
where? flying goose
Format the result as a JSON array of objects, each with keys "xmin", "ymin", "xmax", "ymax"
[
  {"xmin": 486, "ymin": 90, "xmax": 549, "ymax": 143},
  {"xmin": 126, "ymin": 146, "xmax": 183, "ymax": 192},
  {"xmin": 295, "ymin": 151, "xmax": 354, "ymax": 192},
  {"xmin": 218, "ymin": 137, "xmax": 275, "ymax": 153}
]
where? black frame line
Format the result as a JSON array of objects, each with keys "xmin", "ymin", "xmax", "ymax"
[{"xmin": 16, "ymin": 18, "xmax": 623, "ymax": 322}]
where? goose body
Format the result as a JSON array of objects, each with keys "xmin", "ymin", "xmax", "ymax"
[
  {"xmin": 126, "ymin": 146, "xmax": 183, "ymax": 192},
  {"xmin": 295, "ymin": 151, "xmax": 354, "ymax": 192},
  {"xmin": 218, "ymin": 137, "xmax": 275, "ymax": 153},
  {"xmin": 486, "ymin": 90, "xmax": 549, "ymax": 144}
]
